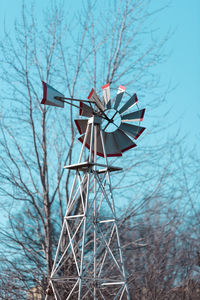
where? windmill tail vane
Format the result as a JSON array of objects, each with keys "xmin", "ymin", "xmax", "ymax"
[{"xmin": 41, "ymin": 81, "xmax": 146, "ymax": 299}]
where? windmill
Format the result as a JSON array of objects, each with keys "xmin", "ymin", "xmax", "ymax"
[{"xmin": 42, "ymin": 81, "xmax": 146, "ymax": 299}]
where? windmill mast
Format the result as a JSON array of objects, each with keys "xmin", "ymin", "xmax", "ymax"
[{"xmin": 42, "ymin": 82, "xmax": 145, "ymax": 299}]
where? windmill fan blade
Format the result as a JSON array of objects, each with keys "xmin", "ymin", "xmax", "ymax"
[
  {"xmin": 121, "ymin": 109, "xmax": 145, "ymax": 122},
  {"xmin": 114, "ymin": 85, "xmax": 126, "ymax": 111},
  {"xmin": 78, "ymin": 127, "xmax": 122, "ymax": 157},
  {"xmin": 102, "ymin": 83, "xmax": 111, "ymax": 107},
  {"xmin": 78, "ymin": 126, "xmax": 105, "ymax": 157},
  {"xmin": 106, "ymin": 99, "xmax": 112, "ymax": 109},
  {"xmin": 93, "ymin": 126, "xmax": 105, "ymax": 157},
  {"xmin": 103, "ymin": 132, "xmax": 122, "ymax": 157},
  {"xmin": 96, "ymin": 127, "xmax": 104, "ymax": 157},
  {"xmin": 79, "ymin": 102, "xmax": 94, "ymax": 117},
  {"xmin": 88, "ymin": 89, "xmax": 105, "ymax": 112},
  {"xmin": 75, "ymin": 119, "xmax": 88, "ymax": 135},
  {"xmin": 119, "ymin": 123, "xmax": 145, "ymax": 140},
  {"xmin": 118, "ymin": 93, "xmax": 138, "ymax": 114},
  {"xmin": 113, "ymin": 130, "xmax": 136, "ymax": 153}
]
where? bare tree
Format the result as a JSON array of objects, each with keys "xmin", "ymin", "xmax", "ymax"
[{"xmin": 0, "ymin": 2, "xmax": 88, "ymax": 297}]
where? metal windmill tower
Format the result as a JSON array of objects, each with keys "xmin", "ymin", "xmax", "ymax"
[{"xmin": 41, "ymin": 82, "xmax": 146, "ymax": 299}]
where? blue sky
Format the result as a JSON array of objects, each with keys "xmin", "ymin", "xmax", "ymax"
[
  {"xmin": 152, "ymin": 1, "xmax": 200, "ymax": 148},
  {"xmin": 1, "ymin": 0, "xmax": 200, "ymax": 150}
]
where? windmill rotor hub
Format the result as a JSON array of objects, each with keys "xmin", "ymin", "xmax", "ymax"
[{"xmin": 101, "ymin": 108, "xmax": 121, "ymax": 133}]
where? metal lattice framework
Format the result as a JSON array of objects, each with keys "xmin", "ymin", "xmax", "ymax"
[{"xmin": 42, "ymin": 82, "xmax": 146, "ymax": 299}]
